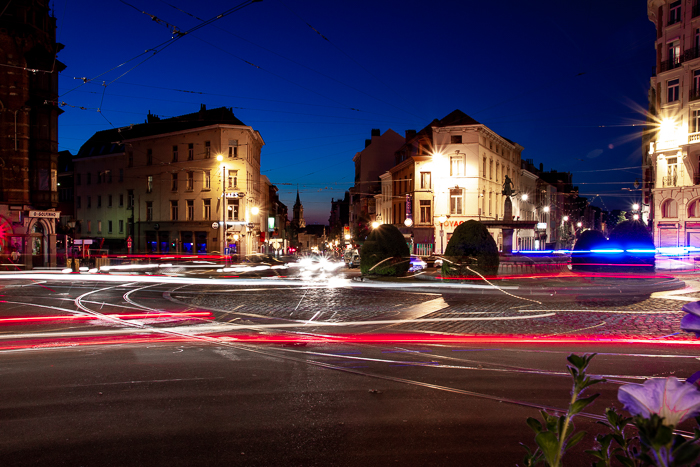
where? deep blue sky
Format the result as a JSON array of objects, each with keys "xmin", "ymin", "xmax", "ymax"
[{"xmin": 55, "ymin": 0, "xmax": 655, "ymax": 224}]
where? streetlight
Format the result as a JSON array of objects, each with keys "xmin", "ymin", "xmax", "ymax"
[
  {"xmin": 217, "ymin": 154, "xmax": 225, "ymax": 255},
  {"xmin": 251, "ymin": 206, "xmax": 259, "ymax": 216},
  {"xmin": 576, "ymin": 222, "xmax": 582, "ymax": 228},
  {"xmin": 521, "ymin": 194, "xmax": 528, "ymax": 201},
  {"xmin": 543, "ymin": 206, "xmax": 550, "ymax": 213},
  {"xmin": 438, "ymin": 214, "xmax": 448, "ymax": 255},
  {"xmin": 371, "ymin": 221, "xmax": 380, "ymax": 229},
  {"xmin": 632, "ymin": 203, "xmax": 640, "ymax": 211},
  {"xmin": 562, "ymin": 216, "xmax": 569, "ymax": 222},
  {"xmin": 633, "ymin": 214, "xmax": 640, "ymax": 220}
]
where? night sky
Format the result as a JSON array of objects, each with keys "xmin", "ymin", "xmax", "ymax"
[{"xmin": 55, "ymin": 0, "xmax": 656, "ymax": 224}]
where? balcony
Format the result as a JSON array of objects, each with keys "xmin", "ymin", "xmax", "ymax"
[
  {"xmin": 685, "ymin": 46, "xmax": 700, "ymax": 62},
  {"xmin": 663, "ymin": 174, "xmax": 678, "ymax": 187},
  {"xmin": 659, "ymin": 57, "xmax": 683, "ymax": 73},
  {"xmin": 691, "ymin": 132, "xmax": 700, "ymax": 143}
]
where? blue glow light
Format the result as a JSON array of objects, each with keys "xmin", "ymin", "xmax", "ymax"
[{"xmin": 590, "ymin": 249, "xmax": 624, "ymax": 253}]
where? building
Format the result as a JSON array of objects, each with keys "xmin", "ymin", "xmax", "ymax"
[
  {"xmin": 0, "ymin": 1, "xmax": 64, "ymax": 268},
  {"xmin": 74, "ymin": 106, "xmax": 266, "ymax": 256},
  {"xmin": 349, "ymin": 128, "xmax": 405, "ymax": 232},
  {"xmin": 389, "ymin": 110, "xmax": 524, "ymax": 253},
  {"xmin": 328, "ymin": 191, "xmax": 349, "ymax": 244},
  {"xmin": 645, "ymin": 0, "xmax": 700, "ymax": 248},
  {"xmin": 291, "ymin": 189, "xmax": 305, "ymax": 229}
]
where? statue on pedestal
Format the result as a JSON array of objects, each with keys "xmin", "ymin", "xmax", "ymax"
[{"xmin": 502, "ymin": 175, "xmax": 514, "ymax": 197}]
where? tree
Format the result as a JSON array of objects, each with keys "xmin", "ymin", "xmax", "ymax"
[
  {"xmin": 360, "ymin": 224, "xmax": 410, "ymax": 276},
  {"xmin": 441, "ymin": 220, "xmax": 499, "ymax": 277}
]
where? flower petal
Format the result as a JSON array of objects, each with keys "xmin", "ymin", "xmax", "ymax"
[
  {"xmin": 619, "ymin": 377, "xmax": 700, "ymax": 426},
  {"xmin": 682, "ymin": 300, "xmax": 700, "ymax": 317}
]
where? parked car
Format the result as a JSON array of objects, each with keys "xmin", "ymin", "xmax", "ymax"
[
  {"xmin": 409, "ymin": 255, "xmax": 428, "ymax": 272},
  {"xmin": 344, "ymin": 249, "xmax": 360, "ymax": 268}
]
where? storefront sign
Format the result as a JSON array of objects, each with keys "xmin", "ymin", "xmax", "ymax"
[
  {"xmin": 536, "ymin": 222, "xmax": 547, "ymax": 230},
  {"xmin": 28, "ymin": 210, "xmax": 60, "ymax": 219},
  {"xmin": 225, "ymin": 192, "xmax": 245, "ymax": 198}
]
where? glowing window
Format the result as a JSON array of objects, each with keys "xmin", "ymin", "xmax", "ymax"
[{"xmin": 689, "ymin": 199, "xmax": 700, "ymax": 218}]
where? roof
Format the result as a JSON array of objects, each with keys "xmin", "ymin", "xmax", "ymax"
[{"xmin": 76, "ymin": 106, "xmax": 249, "ymax": 158}]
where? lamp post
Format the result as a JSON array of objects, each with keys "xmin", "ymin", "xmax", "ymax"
[
  {"xmin": 632, "ymin": 203, "xmax": 640, "ymax": 221},
  {"xmin": 217, "ymin": 155, "xmax": 225, "ymax": 256},
  {"xmin": 438, "ymin": 215, "xmax": 447, "ymax": 254}
]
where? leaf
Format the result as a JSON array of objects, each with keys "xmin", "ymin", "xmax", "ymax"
[
  {"xmin": 566, "ymin": 431, "xmax": 586, "ymax": 450},
  {"xmin": 535, "ymin": 431, "xmax": 560, "ymax": 467},
  {"xmin": 614, "ymin": 454, "xmax": 636, "ymax": 467},
  {"xmin": 527, "ymin": 417, "xmax": 543, "ymax": 434},
  {"xmin": 673, "ymin": 441, "xmax": 700, "ymax": 464},
  {"xmin": 567, "ymin": 354, "xmax": 585, "ymax": 369},
  {"xmin": 570, "ymin": 394, "xmax": 600, "ymax": 415}
]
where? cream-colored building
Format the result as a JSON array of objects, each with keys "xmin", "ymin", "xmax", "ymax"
[
  {"xmin": 390, "ymin": 110, "xmax": 524, "ymax": 253},
  {"xmin": 74, "ymin": 106, "xmax": 267, "ymax": 256},
  {"xmin": 645, "ymin": 0, "xmax": 700, "ymax": 248}
]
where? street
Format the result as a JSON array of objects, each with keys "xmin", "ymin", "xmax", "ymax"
[{"xmin": 0, "ymin": 272, "xmax": 697, "ymax": 465}]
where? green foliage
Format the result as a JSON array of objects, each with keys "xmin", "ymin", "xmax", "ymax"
[
  {"xmin": 573, "ymin": 230, "xmax": 607, "ymax": 251},
  {"xmin": 441, "ymin": 220, "xmax": 499, "ymax": 277},
  {"xmin": 359, "ymin": 224, "xmax": 410, "ymax": 276},
  {"xmin": 571, "ymin": 230, "xmax": 608, "ymax": 272},
  {"xmin": 521, "ymin": 353, "xmax": 605, "ymax": 467},
  {"xmin": 608, "ymin": 220, "xmax": 654, "ymax": 250}
]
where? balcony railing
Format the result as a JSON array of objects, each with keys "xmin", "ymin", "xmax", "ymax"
[
  {"xmin": 668, "ymin": 16, "xmax": 682, "ymax": 26},
  {"xmin": 663, "ymin": 175, "xmax": 678, "ymax": 187},
  {"xmin": 686, "ymin": 46, "xmax": 700, "ymax": 62},
  {"xmin": 659, "ymin": 57, "xmax": 683, "ymax": 73},
  {"xmin": 691, "ymin": 132, "xmax": 700, "ymax": 143}
]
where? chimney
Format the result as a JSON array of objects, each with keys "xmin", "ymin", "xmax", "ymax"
[
  {"xmin": 405, "ymin": 129, "xmax": 416, "ymax": 140},
  {"xmin": 365, "ymin": 139, "xmax": 371, "ymax": 148},
  {"xmin": 539, "ymin": 163, "xmax": 544, "ymax": 172},
  {"xmin": 371, "ymin": 128, "xmax": 380, "ymax": 137}
]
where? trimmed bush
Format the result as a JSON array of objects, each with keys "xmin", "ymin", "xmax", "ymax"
[
  {"xmin": 441, "ymin": 220, "xmax": 499, "ymax": 277},
  {"xmin": 571, "ymin": 230, "xmax": 608, "ymax": 272},
  {"xmin": 360, "ymin": 224, "xmax": 410, "ymax": 276},
  {"xmin": 608, "ymin": 220, "xmax": 655, "ymax": 272}
]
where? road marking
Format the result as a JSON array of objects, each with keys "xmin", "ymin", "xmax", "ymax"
[{"xmin": 519, "ymin": 309, "xmax": 683, "ymax": 314}]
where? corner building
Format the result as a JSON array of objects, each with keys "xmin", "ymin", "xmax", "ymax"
[
  {"xmin": 74, "ymin": 106, "xmax": 265, "ymax": 256},
  {"xmin": 646, "ymin": 0, "xmax": 700, "ymax": 248}
]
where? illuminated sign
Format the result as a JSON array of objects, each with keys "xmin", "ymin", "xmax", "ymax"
[
  {"xmin": 29, "ymin": 210, "xmax": 60, "ymax": 219},
  {"xmin": 537, "ymin": 222, "xmax": 547, "ymax": 230}
]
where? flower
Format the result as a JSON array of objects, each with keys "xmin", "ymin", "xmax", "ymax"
[{"xmin": 618, "ymin": 377, "xmax": 700, "ymax": 426}]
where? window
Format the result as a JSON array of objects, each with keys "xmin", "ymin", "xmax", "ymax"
[
  {"xmin": 127, "ymin": 151, "xmax": 133, "ymax": 168},
  {"xmin": 76, "ymin": 173, "xmax": 81, "ymax": 185},
  {"xmin": 451, "ymin": 135, "xmax": 462, "ymax": 144},
  {"xmin": 669, "ymin": 41, "xmax": 681, "ymax": 66},
  {"xmin": 127, "ymin": 190, "xmax": 134, "ymax": 209},
  {"xmin": 662, "ymin": 198, "xmax": 678, "ymax": 218},
  {"xmin": 496, "ymin": 163, "xmax": 500, "ymax": 181},
  {"xmin": 119, "ymin": 220, "xmax": 124, "ymax": 233},
  {"xmin": 97, "ymin": 171, "xmax": 101, "ymax": 184},
  {"xmin": 97, "ymin": 221, "xmax": 102, "ymax": 233},
  {"xmin": 188, "ymin": 143, "xmax": 194, "ymax": 161},
  {"xmin": 170, "ymin": 200, "xmax": 178, "ymax": 220},
  {"xmin": 108, "ymin": 220, "xmax": 113, "ymax": 234},
  {"xmin": 119, "ymin": 194, "xmax": 124, "ymax": 207},
  {"xmin": 489, "ymin": 160, "xmax": 493, "ymax": 179},
  {"xmin": 227, "ymin": 199, "xmax": 239, "ymax": 220},
  {"xmin": 450, "ymin": 155, "xmax": 464, "ymax": 176},
  {"xmin": 204, "ymin": 141, "xmax": 211, "ymax": 159},
  {"xmin": 203, "ymin": 199, "xmax": 211, "ymax": 220},
  {"xmin": 483, "ymin": 158, "xmax": 486, "ymax": 178},
  {"xmin": 87, "ymin": 172, "xmax": 91, "ymax": 185},
  {"xmin": 694, "ymin": 69, "xmax": 700, "ymax": 94},
  {"xmin": 187, "ymin": 171, "xmax": 194, "ymax": 191},
  {"xmin": 489, "ymin": 192, "xmax": 492, "ymax": 216},
  {"xmin": 204, "ymin": 170, "xmax": 211, "ymax": 190},
  {"xmin": 694, "ymin": 110, "xmax": 700, "ymax": 133},
  {"xmin": 172, "ymin": 145, "xmax": 178, "ymax": 162},
  {"xmin": 450, "ymin": 188, "xmax": 463, "ymax": 215},
  {"xmin": 186, "ymin": 199, "xmax": 194, "ymax": 220},
  {"xmin": 419, "ymin": 200, "xmax": 431, "ymax": 224},
  {"xmin": 76, "ymin": 196, "xmax": 81, "ymax": 209},
  {"xmin": 668, "ymin": 78, "xmax": 680, "ymax": 102},
  {"xmin": 87, "ymin": 196, "xmax": 91, "ymax": 209},
  {"xmin": 119, "ymin": 168, "xmax": 123, "ymax": 182},
  {"xmin": 420, "ymin": 172, "xmax": 431, "ymax": 189},
  {"xmin": 171, "ymin": 172, "xmax": 178, "ymax": 191},
  {"xmin": 228, "ymin": 169, "xmax": 237, "ymax": 188},
  {"xmin": 146, "ymin": 201, "xmax": 153, "ymax": 221},
  {"xmin": 108, "ymin": 171, "xmax": 112, "ymax": 183},
  {"xmin": 147, "ymin": 175, "xmax": 153, "ymax": 193},
  {"xmin": 108, "ymin": 195, "xmax": 112, "ymax": 207},
  {"xmin": 690, "ymin": 199, "xmax": 700, "ymax": 218},
  {"xmin": 147, "ymin": 149, "xmax": 153, "ymax": 165},
  {"xmin": 669, "ymin": 0, "xmax": 681, "ymax": 24},
  {"xmin": 229, "ymin": 140, "xmax": 238, "ymax": 157},
  {"xmin": 87, "ymin": 220, "xmax": 91, "ymax": 233}
]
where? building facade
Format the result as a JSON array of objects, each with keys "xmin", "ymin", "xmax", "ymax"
[
  {"xmin": 0, "ymin": 1, "xmax": 64, "ymax": 268},
  {"xmin": 74, "ymin": 106, "xmax": 266, "ymax": 256},
  {"xmin": 645, "ymin": 0, "xmax": 700, "ymax": 248}
]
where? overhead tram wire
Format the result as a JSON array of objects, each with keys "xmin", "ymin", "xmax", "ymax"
[
  {"xmin": 156, "ymin": 0, "xmax": 426, "ymax": 125},
  {"xmin": 59, "ymin": 0, "xmax": 262, "ymax": 99},
  {"xmin": 275, "ymin": 0, "xmax": 429, "ymax": 123}
]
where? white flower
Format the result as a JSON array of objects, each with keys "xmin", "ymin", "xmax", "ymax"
[{"xmin": 618, "ymin": 377, "xmax": 700, "ymax": 426}]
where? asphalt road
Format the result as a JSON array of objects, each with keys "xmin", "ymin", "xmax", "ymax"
[{"xmin": 0, "ymin": 274, "xmax": 697, "ymax": 466}]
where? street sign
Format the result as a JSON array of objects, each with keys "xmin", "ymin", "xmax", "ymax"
[
  {"xmin": 211, "ymin": 222, "xmax": 219, "ymax": 229},
  {"xmin": 127, "ymin": 236, "xmax": 133, "ymax": 249},
  {"xmin": 28, "ymin": 210, "xmax": 60, "ymax": 219}
]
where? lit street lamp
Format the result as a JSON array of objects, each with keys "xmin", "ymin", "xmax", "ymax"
[{"xmin": 371, "ymin": 221, "xmax": 380, "ymax": 229}]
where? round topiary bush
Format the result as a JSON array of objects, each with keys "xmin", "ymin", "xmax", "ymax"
[
  {"xmin": 608, "ymin": 220, "xmax": 655, "ymax": 272},
  {"xmin": 359, "ymin": 224, "xmax": 410, "ymax": 276},
  {"xmin": 441, "ymin": 220, "xmax": 499, "ymax": 277},
  {"xmin": 571, "ymin": 230, "xmax": 608, "ymax": 272}
]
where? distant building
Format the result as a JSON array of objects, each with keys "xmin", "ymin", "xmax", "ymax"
[
  {"xmin": 292, "ymin": 189, "xmax": 305, "ymax": 229},
  {"xmin": 349, "ymin": 129, "xmax": 405, "ymax": 233},
  {"xmin": 74, "ymin": 105, "xmax": 266, "ymax": 256},
  {"xmin": 328, "ymin": 191, "xmax": 349, "ymax": 243},
  {"xmin": 0, "ymin": 1, "xmax": 65, "ymax": 268},
  {"xmin": 645, "ymin": 0, "xmax": 700, "ymax": 248}
]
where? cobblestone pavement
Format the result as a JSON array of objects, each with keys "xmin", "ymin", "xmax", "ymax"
[{"xmin": 169, "ymin": 281, "xmax": 696, "ymax": 340}]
